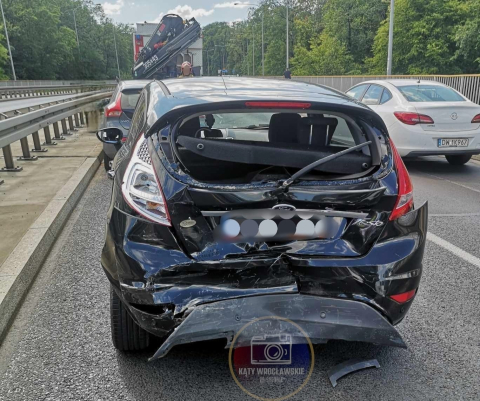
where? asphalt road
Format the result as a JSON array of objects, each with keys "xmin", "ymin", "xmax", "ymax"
[
  {"xmin": 0, "ymin": 94, "xmax": 86, "ymax": 114},
  {"xmin": 1, "ymin": 155, "xmax": 479, "ymax": 401}
]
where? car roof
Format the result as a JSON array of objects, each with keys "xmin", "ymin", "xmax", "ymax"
[
  {"xmin": 120, "ymin": 79, "xmax": 152, "ymax": 89},
  {"xmin": 357, "ymin": 79, "xmax": 447, "ymax": 88},
  {"xmin": 161, "ymin": 77, "xmax": 352, "ymax": 102}
]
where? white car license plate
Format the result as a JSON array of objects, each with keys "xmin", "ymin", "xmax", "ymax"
[{"xmin": 437, "ymin": 138, "xmax": 469, "ymax": 148}]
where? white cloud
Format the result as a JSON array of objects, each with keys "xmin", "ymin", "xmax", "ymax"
[
  {"xmin": 155, "ymin": 5, "xmax": 214, "ymax": 22},
  {"xmin": 215, "ymin": 2, "xmax": 251, "ymax": 8},
  {"xmin": 103, "ymin": 0, "xmax": 124, "ymax": 15}
]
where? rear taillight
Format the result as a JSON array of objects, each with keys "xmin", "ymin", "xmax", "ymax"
[
  {"xmin": 245, "ymin": 101, "xmax": 311, "ymax": 109},
  {"xmin": 389, "ymin": 140, "xmax": 414, "ymax": 221},
  {"xmin": 105, "ymin": 93, "xmax": 122, "ymax": 117},
  {"xmin": 390, "ymin": 289, "xmax": 416, "ymax": 304},
  {"xmin": 472, "ymin": 114, "xmax": 480, "ymax": 123},
  {"xmin": 394, "ymin": 112, "xmax": 434, "ymax": 125},
  {"xmin": 121, "ymin": 137, "xmax": 171, "ymax": 226}
]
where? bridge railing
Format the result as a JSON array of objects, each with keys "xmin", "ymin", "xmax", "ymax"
[
  {"xmin": 0, "ymin": 80, "xmax": 116, "ymax": 87},
  {"xmin": 0, "ymin": 82, "xmax": 116, "ymax": 100},
  {"xmin": 265, "ymin": 74, "xmax": 480, "ymax": 105},
  {"xmin": 0, "ymin": 90, "xmax": 112, "ymax": 183}
]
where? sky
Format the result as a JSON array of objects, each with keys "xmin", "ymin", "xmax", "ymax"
[{"xmin": 101, "ymin": 0, "xmax": 255, "ymax": 26}]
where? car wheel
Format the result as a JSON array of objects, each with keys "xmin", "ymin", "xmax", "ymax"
[
  {"xmin": 445, "ymin": 154, "xmax": 472, "ymax": 165},
  {"xmin": 104, "ymin": 154, "xmax": 113, "ymax": 172},
  {"xmin": 110, "ymin": 286, "xmax": 150, "ymax": 351}
]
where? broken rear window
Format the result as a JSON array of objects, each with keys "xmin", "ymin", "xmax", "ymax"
[{"xmin": 171, "ymin": 111, "xmax": 378, "ymax": 183}]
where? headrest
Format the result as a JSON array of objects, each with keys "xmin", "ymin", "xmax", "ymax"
[
  {"xmin": 268, "ymin": 113, "xmax": 301, "ymax": 143},
  {"xmin": 179, "ymin": 117, "xmax": 200, "ymax": 137},
  {"xmin": 298, "ymin": 117, "xmax": 338, "ymax": 126}
]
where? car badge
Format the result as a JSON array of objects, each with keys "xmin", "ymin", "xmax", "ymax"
[
  {"xmin": 180, "ymin": 218, "xmax": 196, "ymax": 228},
  {"xmin": 451, "ymin": 112, "xmax": 458, "ymax": 120}
]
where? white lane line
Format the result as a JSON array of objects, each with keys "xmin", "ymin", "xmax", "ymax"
[
  {"xmin": 430, "ymin": 213, "xmax": 480, "ymax": 217},
  {"xmin": 427, "ymin": 232, "xmax": 480, "ymax": 269},
  {"xmin": 424, "ymin": 172, "xmax": 480, "ymax": 194}
]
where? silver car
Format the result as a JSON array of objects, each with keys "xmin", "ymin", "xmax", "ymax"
[{"xmin": 103, "ymin": 80, "xmax": 151, "ymax": 170}]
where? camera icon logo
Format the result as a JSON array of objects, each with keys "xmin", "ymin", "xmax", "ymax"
[{"xmin": 250, "ymin": 334, "xmax": 292, "ymax": 365}]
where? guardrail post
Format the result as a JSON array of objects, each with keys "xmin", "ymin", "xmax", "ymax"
[
  {"xmin": 31, "ymin": 132, "xmax": 48, "ymax": 153},
  {"xmin": 52, "ymin": 122, "xmax": 65, "ymax": 140},
  {"xmin": 1, "ymin": 145, "xmax": 23, "ymax": 172},
  {"xmin": 42, "ymin": 126, "xmax": 57, "ymax": 146},
  {"xmin": 68, "ymin": 115, "xmax": 77, "ymax": 131},
  {"xmin": 61, "ymin": 118, "xmax": 72, "ymax": 135},
  {"xmin": 18, "ymin": 137, "xmax": 38, "ymax": 161}
]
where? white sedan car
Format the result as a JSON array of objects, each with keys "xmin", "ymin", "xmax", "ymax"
[{"xmin": 346, "ymin": 80, "xmax": 480, "ymax": 165}]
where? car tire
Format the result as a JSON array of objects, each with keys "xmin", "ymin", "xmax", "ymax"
[
  {"xmin": 104, "ymin": 154, "xmax": 113, "ymax": 172},
  {"xmin": 110, "ymin": 286, "xmax": 150, "ymax": 351},
  {"xmin": 445, "ymin": 154, "xmax": 472, "ymax": 165}
]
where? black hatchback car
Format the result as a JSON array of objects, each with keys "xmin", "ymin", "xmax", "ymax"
[{"xmin": 99, "ymin": 77, "xmax": 427, "ymax": 359}]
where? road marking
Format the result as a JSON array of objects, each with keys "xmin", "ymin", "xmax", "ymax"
[
  {"xmin": 427, "ymin": 232, "xmax": 480, "ymax": 269},
  {"xmin": 430, "ymin": 213, "xmax": 480, "ymax": 217},
  {"xmin": 424, "ymin": 172, "xmax": 480, "ymax": 194}
]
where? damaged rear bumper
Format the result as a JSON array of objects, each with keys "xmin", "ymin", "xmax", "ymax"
[{"xmin": 149, "ymin": 293, "xmax": 406, "ymax": 361}]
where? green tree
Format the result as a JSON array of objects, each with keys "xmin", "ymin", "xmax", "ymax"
[
  {"xmin": 323, "ymin": 0, "xmax": 387, "ymax": 69},
  {"xmin": 367, "ymin": 0, "xmax": 467, "ymax": 74},
  {"xmin": 291, "ymin": 32, "xmax": 354, "ymax": 75},
  {"xmin": 453, "ymin": 0, "xmax": 480, "ymax": 72},
  {"xmin": 0, "ymin": 0, "xmax": 134, "ymax": 80},
  {"xmin": 0, "ymin": 29, "xmax": 9, "ymax": 79}
]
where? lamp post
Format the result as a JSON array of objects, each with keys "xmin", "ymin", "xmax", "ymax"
[
  {"xmin": 64, "ymin": 6, "xmax": 81, "ymax": 50},
  {"xmin": 207, "ymin": 48, "xmax": 214, "ymax": 76},
  {"xmin": 112, "ymin": 23, "xmax": 121, "ymax": 79},
  {"xmin": 215, "ymin": 45, "xmax": 226, "ymax": 75},
  {"xmin": 235, "ymin": 2, "xmax": 264, "ymax": 76},
  {"xmin": 0, "ymin": 0, "xmax": 16, "ymax": 80},
  {"xmin": 72, "ymin": 7, "xmax": 80, "ymax": 49},
  {"xmin": 286, "ymin": 1, "xmax": 289, "ymax": 70},
  {"xmin": 387, "ymin": 0, "xmax": 395, "ymax": 75}
]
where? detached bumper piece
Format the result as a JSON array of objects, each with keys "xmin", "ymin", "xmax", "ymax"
[
  {"xmin": 328, "ymin": 358, "xmax": 380, "ymax": 387},
  {"xmin": 149, "ymin": 294, "xmax": 406, "ymax": 361}
]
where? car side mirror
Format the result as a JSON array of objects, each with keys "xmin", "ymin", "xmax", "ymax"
[{"xmin": 96, "ymin": 128, "xmax": 123, "ymax": 144}]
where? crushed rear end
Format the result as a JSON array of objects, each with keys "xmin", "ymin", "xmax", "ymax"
[{"xmin": 102, "ymin": 95, "xmax": 428, "ymax": 359}]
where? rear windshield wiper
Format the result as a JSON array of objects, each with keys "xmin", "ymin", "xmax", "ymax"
[{"xmin": 268, "ymin": 141, "xmax": 372, "ymax": 197}]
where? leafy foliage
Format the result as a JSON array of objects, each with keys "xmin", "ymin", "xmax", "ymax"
[
  {"xmin": 203, "ymin": 0, "xmax": 480, "ymax": 76},
  {"xmin": 0, "ymin": 0, "xmax": 133, "ymax": 79}
]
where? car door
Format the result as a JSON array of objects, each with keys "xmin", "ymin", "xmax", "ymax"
[
  {"xmin": 346, "ymin": 84, "xmax": 370, "ymax": 101},
  {"xmin": 359, "ymin": 84, "xmax": 397, "ymax": 128}
]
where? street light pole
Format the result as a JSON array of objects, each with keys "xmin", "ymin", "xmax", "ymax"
[
  {"xmin": 286, "ymin": 1, "xmax": 289, "ymax": 70},
  {"xmin": 72, "ymin": 8, "xmax": 80, "ymax": 49},
  {"xmin": 112, "ymin": 23, "xmax": 121, "ymax": 78},
  {"xmin": 261, "ymin": 12, "xmax": 264, "ymax": 76},
  {"xmin": 0, "ymin": 0, "xmax": 16, "ymax": 80},
  {"xmin": 387, "ymin": 0, "xmax": 395, "ymax": 75},
  {"xmin": 235, "ymin": 3, "xmax": 263, "ymax": 76},
  {"xmin": 207, "ymin": 48, "xmax": 214, "ymax": 76},
  {"xmin": 252, "ymin": 22, "xmax": 255, "ymax": 76}
]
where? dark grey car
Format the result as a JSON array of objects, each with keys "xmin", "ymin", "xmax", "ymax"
[{"xmin": 102, "ymin": 80, "xmax": 151, "ymax": 170}]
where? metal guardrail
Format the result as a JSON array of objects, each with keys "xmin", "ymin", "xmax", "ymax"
[
  {"xmin": 0, "ymin": 91, "xmax": 112, "ymax": 183},
  {"xmin": 266, "ymin": 74, "xmax": 480, "ymax": 105},
  {"xmin": 0, "ymin": 83, "xmax": 116, "ymax": 101},
  {"xmin": 0, "ymin": 79, "xmax": 116, "ymax": 87},
  {"xmin": 0, "ymin": 91, "xmax": 107, "ymax": 120}
]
